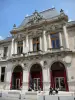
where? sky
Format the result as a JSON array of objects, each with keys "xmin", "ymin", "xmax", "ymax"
[{"xmin": 0, "ymin": 0, "xmax": 75, "ymax": 39}]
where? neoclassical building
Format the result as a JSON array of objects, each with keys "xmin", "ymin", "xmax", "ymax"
[{"xmin": 0, "ymin": 8, "xmax": 75, "ymax": 92}]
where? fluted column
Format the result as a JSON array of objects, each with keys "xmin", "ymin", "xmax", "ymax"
[
  {"xmin": 14, "ymin": 41, "xmax": 17, "ymax": 54},
  {"xmin": 26, "ymin": 35, "xmax": 29, "ymax": 53},
  {"xmin": 39, "ymin": 36, "xmax": 42, "ymax": 51},
  {"xmin": 11, "ymin": 38, "xmax": 14, "ymax": 55},
  {"xmin": 43, "ymin": 67, "xmax": 50, "ymax": 91},
  {"xmin": 59, "ymin": 32, "xmax": 63, "ymax": 50},
  {"xmin": 5, "ymin": 66, "xmax": 12, "ymax": 90},
  {"xmin": 22, "ymin": 69, "xmax": 29, "ymax": 90},
  {"xmin": 0, "ymin": 66, "xmax": 1, "ymax": 81},
  {"xmin": 48, "ymin": 34, "xmax": 52, "ymax": 49},
  {"xmin": 43, "ymin": 30, "xmax": 47, "ymax": 51},
  {"xmin": 23, "ymin": 39, "xmax": 26, "ymax": 53},
  {"xmin": 29, "ymin": 38, "xmax": 33, "ymax": 52},
  {"xmin": 63, "ymin": 25, "xmax": 69, "ymax": 49}
]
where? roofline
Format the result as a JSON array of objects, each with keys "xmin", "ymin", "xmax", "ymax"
[
  {"xmin": 25, "ymin": 7, "xmax": 56, "ymax": 18},
  {"xmin": 67, "ymin": 21, "xmax": 75, "ymax": 28}
]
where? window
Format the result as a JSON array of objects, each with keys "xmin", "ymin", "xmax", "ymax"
[
  {"xmin": 33, "ymin": 37, "xmax": 40, "ymax": 51},
  {"xmin": 3, "ymin": 47, "xmax": 8, "ymax": 58},
  {"xmin": 17, "ymin": 41, "xmax": 23, "ymax": 54},
  {"xmin": 1, "ymin": 67, "xmax": 5, "ymax": 82},
  {"xmin": 50, "ymin": 33, "xmax": 60, "ymax": 48}
]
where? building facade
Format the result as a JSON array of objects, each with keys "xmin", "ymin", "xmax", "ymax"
[{"xmin": 0, "ymin": 8, "xmax": 75, "ymax": 92}]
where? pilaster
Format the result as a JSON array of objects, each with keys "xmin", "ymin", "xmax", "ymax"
[
  {"xmin": 14, "ymin": 41, "xmax": 17, "ymax": 54},
  {"xmin": 48, "ymin": 34, "xmax": 52, "ymax": 49},
  {"xmin": 39, "ymin": 36, "xmax": 42, "ymax": 51},
  {"xmin": 11, "ymin": 38, "xmax": 14, "ymax": 55},
  {"xmin": 29, "ymin": 38, "xmax": 33, "ymax": 52},
  {"xmin": 5, "ymin": 66, "xmax": 12, "ymax": 90},
  {"xmin": 59, "ymin": 32, "xmax": 63, "ymax": 50},
  {"xmin": 43, "ymin": 30, "xmax": 47, "ymax": 52},
  {"xmin": 63, "ymin": 25, "xmax": 69, "ymax": 49},
  {"xmin": 26, "ymin": 35, "xmax": 29, "ymax": 53},
  {"xmin": 43, "ymin": 67, "xmax": 50, "ymax": 91},
  {"xmin": 23, "ymin": 39, "xmax": 26, "ymax": 53},
  {"xmin": 22, "ymin": 69, "xmax": 29, "ymax": 90}
]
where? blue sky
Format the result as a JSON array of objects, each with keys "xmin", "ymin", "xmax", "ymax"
[{"xmin": 0, "ymin": 0, "xmax": 75, "ymax": 39}]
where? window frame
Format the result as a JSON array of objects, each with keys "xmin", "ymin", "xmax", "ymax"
[
  {"xmin": 3, "ymin": 46, "xmax": 8, "ymax": 58},
  {"xmin": 50, "ymin": 33, "xmax": 60, "ymax": 49},
  {"xmin": 17, "ymin": 41, "xmax": 23, "ymax": 54},
  {"xmin": 33, "ymin": 37, "xmax": 40, "ymax": 52}
]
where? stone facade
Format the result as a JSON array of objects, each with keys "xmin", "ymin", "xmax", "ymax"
[{"xmin": 0, "ymin": 8, "xmax": 75, "ymax": 92}]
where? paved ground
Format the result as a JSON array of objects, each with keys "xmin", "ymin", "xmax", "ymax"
[{"xmin": 0, "ymin": 91, "xmax": 75, "ymax": 100}]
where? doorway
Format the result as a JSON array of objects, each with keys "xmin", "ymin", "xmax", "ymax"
[
  {"xmin": 50, "ymin": 62, "xmax": 68, "ymax": 91},
  {"xmin": 11, "ymin": 65, "xmax": 23, "ymax": 90},
  {"xmin": 29, "ymin": 64, "xmax": 43, "ymax": 90}
]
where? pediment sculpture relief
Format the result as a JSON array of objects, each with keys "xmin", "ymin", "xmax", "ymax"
[{"xmin": 28, "ymin": 10, "xmax": 43, "ymax": 24}]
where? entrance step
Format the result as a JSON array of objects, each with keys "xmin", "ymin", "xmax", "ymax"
[{"xmin": 25, "ymin": 91, "xmax": 37, "ymax": 100}]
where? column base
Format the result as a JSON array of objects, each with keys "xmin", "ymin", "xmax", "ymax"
[
  {"xmin": 68, "ymin": 81, "xmax": 75, "ymax": 92},
  {"xmin": 43, "ymin": 82, "xmax": 50, "ymax": 91},
  {"xmin": 22, "ymin": 82, "xmax": 28, "ymax": 91},
  {"xmin": 5, "ymin": 82, "xmax": 10, "ymax": 90}
]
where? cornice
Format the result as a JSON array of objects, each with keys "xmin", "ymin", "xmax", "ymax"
[{"xmin": 10, "ymin": 14, "xmax": 68, "ymax": 34}]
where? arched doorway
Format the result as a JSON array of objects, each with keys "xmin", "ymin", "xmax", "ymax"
[
  {"xmin": 11, "ymin": 65, "xmax": 23, "ymax": 90},
  {"xmin": 29, "ymin": 64, "xmax": 43, "ymax": 90},
  {"xmin": 50, "ymin": 62, "xmax": 68, "ymax": 91}
]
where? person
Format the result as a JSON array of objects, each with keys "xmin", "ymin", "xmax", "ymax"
[
  {"xmin": 28, "ymin": 87, "xmax": 32, "ymax": 91},
  {"xmin": 49, "ymin": 87, "xmax": 53, "ymax": 95},
  {"xmin": 55, "ymin": 88, "xmax": 59, "ymax": 94}
]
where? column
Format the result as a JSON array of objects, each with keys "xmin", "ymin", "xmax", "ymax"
[
  {"xmin": 5, "ymin": 66, "xmax": 12, "ymax": 90},
  {"xmin": 26, "ymin": 35, "xmax": 29, "ymax": 53},
  {"xmin": 23, "ymin": 39, "xmax": 26, "ymax": 53},
  {"xmin": 11, "ymin": 38, "xmax": 14, "ymax": 55},
  {"xmin": 63, "ymin": 25, "xmax": 69, "ymax": 49},
  {"xmin": 43, "ymin": 67, "xmax": 50, "ymax": 91},
  {"xmin": 48, "ymin": 34, "xmax": 52, "ymax": 49},
  {"xmin": 22, "ymin": 69, "xmax": 29, "ymax": 90},
  {"xmin": 0, "ymin": 66, "xmax": 1, "ymax": 81},
  {"xmin": 14, "ymin": 41, "xmax": 17, "ymax": 54},
  {"xmin": 43, "ymin": 30, "xmax": 47, "ymax": 51},
  {"xmin": 59, "ymin": 32, "xmax": 63, "ymax": 50},
  {"xmin": 29, "ymin": 38, "xmax": 33, "ymax": 52},
  {"xmin": 39, "ymin": 36, "xmax": 42, "ymax": 51}
]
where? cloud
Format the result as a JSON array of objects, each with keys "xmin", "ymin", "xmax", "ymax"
[
  {"xmin": 68, "ymin": 19, "xmax": 73, "ymax": 22},
  {"xmin": 0, "ymin": 36, "xmax": 3, "ymax": 40},
  {"xmin": 25, "ymin": 14, "xmax": 29, "ymax": 17},
  {"xmin": 52, "ymin": 5, "xmax": 55, "ymax": 8}
]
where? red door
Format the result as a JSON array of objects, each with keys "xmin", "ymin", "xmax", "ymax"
[
  {"xmin": 29, "ymin": 71, "xmax": 43, "ymax": 90},
  {"xmin": 50, "ymin": 70, "xmax": 68, "ymax": 91},
  {"xmin": 10, "ymin": 72, "xmax": 23, "ymax": 89}
]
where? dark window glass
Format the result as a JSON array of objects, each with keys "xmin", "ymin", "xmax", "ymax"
[
  {"xmin": 3, "ymin": 47, "xmax": 8, "ymax": 58},
  {"xmin": 1, "ymin": 67, "xmax": 5, "ymax": 73},
  {"xmin": 50, "ymin": 33, "xmax": 60, "ymax": 48},
  {"xmin": 1, "ymin": 67, "xmax": 5, "ymax": 82},
  {"xmin": 17, "ymin": 41, "xmax": 23, "ymax": 54},
  {"xmin": 52, "ymin": 40, "xmax": 55, "ymax": 48},
  {"xmin": 56, "ymin": 39, "xmax": 60, "ymax": 48},
  {"xmin": 33, "ymin": 37, "xmax": 40, "ymax": 51},
  {"xmin": 1, "ymin": 75, "xmax": 4, "ymax": 82}
]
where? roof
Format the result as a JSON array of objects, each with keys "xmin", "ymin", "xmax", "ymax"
[
  {"xmin": 0, "ymin": 36, "xmax": 12, "ymax": 43},
  {"xmin": 67, "ymin": 21, "xmax": 75, "ymax": 27},
  {"xmin": 18, "ymin": 8, "xmax": 60, "ymax": 28}
]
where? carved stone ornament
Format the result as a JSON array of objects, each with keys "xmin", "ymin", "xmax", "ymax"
[
  {"xmin": 46, "ymin": 24, "xmax": 63, "ymax": 33},
  {"xmin": 23, "ymin": 63, "xmax": 28, "ymax": 70},
  {"xmin": 28, "ymin": 10, "xmax": 43, "ymax": 24},
  {"xmin": 44, "ymin": 60, "xmax": 47, "ymax": 66}
]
